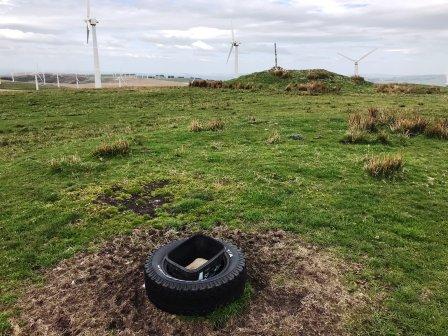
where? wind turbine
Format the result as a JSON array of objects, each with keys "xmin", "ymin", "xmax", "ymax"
[
  {"xmin": 85, "ymin": 0, "xmax": 102, "ymax": 88},
  {"xmin": 274, "ymin": 43, "xmax": 278, "ymax": 69},
  {"xmin": 226, "ymin": 26, "xmax": 241, "ymax": 74},
  {"xmin": 34, "ymin": 64, "xmax": 40, "ymax": 91},
  {"xmin": 338, "ymin": 48, "xmax": 378, "ymax": 77},
  {"xmin": 34, "ymin": 74, "xmax": 39, "ymax": 91}
]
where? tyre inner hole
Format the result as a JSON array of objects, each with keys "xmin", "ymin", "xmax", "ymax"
[{"xmin": 164, "ymin": 235, "xmax": 228, "ymax": 281}]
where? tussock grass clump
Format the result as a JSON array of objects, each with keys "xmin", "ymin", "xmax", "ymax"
[
  {"xmin": 191, "ymin": 79, "xmax": 256, "ymax": 90},
  {"xmin": 49, "ymin": 155, "xmax": 81, "ymax": 173},
  {"xmin": 189, "ymin": 119, "xmax": 204, "ymax": 132},
  {"xmin": 376, "ymin": 130, "xmax": 391, "ymax": 145},
  {"xmin": 351, "ymin": 76, "xmax": 366, "ymax": 84},
  {"xmin": 390, "ymin": 115, "xmax": 428, "ymax": 136},
  {"xmin": 364, "ymin": 154, "xmax": 404, "ymax": 178},
  {"xmin": 346, "ymin": 107, "xmax": 437, "ymax": 140},
  {"xmin": 425, "ymin": 119, "xmax": 448, "ymax": 139},
  {"xmin": 286, "ymin": 81, "xmax": 341, "ymax": 94},
  {"xmin": 49, "ymin": 155, "xmax": 97, "ymax": 174},
  {"xmin": 300, "ymin": 81, "xmax": 325, "ymax": 94},
  {"xmin": 189, "ymin": 119, "xmax": 225, "ymax": 132},
  {"xmin": 285, "ymin": 83, "xmax": 295, "ymax": 92},
  {"xmin": 375, "ymin": 84, "xmax": 441, "ymax": 94},
  {"xmin": 266, "ymin": 131, "xmax": 281, "ymax": 144},
  {"xmin": 189, "ymin": 80, "xmax": 223, "ymax": 89},
  {"xmin": 206, "ymin": 118, "xmax": 225, "ymax": 131},
  {"xmin": 347, "ymin": 107, "xmax": 390, "ymax": 133},
  {"xmin": 340, "ymin": 130, "xmax": 369, "ymax": 144},
  {"xmin": 307, "ymin": 69, "xmax": 332, "ymax": 80},
  {"xmin": 348, "ymin": 113, "xmax": 377, "ymax": 132},
  {"xmin": 269, "ymin": 67, "xmax": 291, "ymax": 79},
  {"xmin": 93, "ymin": 140, "xmax": 130, "ymax": 158}
]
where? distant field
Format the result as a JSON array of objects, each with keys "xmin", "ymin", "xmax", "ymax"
[
  {"xmin": 0, "ymin": 83, "xmax": 447, "ymax": 335},
  {"xmin": 0, "ymin": 77, "xmax": 188, "ymax": 91}
]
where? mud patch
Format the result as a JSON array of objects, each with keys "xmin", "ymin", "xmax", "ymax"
[
  {"xmin": 12, "ymin": 227, "xmax": 366, "ymax": 336},
  {"xmin": 95, "ymin": 180, "xmax": 170, "ymax": 217}
]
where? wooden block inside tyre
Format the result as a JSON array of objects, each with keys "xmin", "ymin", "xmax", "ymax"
[{"xmin": 143, "ymin": 235, "xmax": 247, "ymax": 316}]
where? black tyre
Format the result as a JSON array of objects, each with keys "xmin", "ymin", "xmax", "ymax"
[{"xmin": 143, "ymin": 235, "xmax": 246, "ymax": 316}]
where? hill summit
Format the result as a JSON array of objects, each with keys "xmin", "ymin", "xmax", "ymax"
[{"xmin": 225, "ymin": 68, "xmax": 372, "ymax": 92}]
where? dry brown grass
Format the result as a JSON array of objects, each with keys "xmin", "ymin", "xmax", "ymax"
[
  {"xmin": 375, "ymin": 84, "xmax": 441, "ymax": 94},
  {"xmin": 269, "ymin": 67, "xmax": 291, "ymax": 79},
  {"xmin": 390, "ymin": 115, "xmax": 428, "ymax": 136},
  {"xmin": 340, "ymin": 130, "xmax": 369, "ymax": 144},
  {"xmin": 189, "ymin": 80, "xmax": 223, "ymax": 89},
  {"xmin": 346, "ymin": 108, "xmax": 435, "ymax": 139},
  {"xmin": 189, "ymin": 119, "xmax": 224, "ymax": 132},
  {"xmin": 425, "ymin": 119, "xmax": 448, "ymax": 139},
  {"xmin": 189, "ymin": 119, "xmax": 204, "ymax": 132},
  {"xmin": 93, "ymin": 140, "xmax": 130, "ymax": 158},
  {"xmin": 206, "ymin": 118, "xmax": 225, "ymax": 131},
  {"xmin": 348, "ymin": 112, "xmax": 377, "ymax": 133},
  {"xmin": 190, "ymin": 79, "xmax": 255, "ymax": 90},
  {"xmin": 49, "ymin": 155, "xmax": 82, "ymax": 172},
  {"xmin": 351, "ymin": 76, "xmax": 366, "ymax": 84},
  {"xmin": 306, "ymin": 81, "xmax": 328, "ymax": 94},
  {"xmin": 364, "ymin": 154, "xmax": 404, "ymax": 178},
  {"xmin": 266, "ymin": 131, "xmax": 281, "ymax": 144},
  {"xmin": 307, "ymin": 69, "xmax": 332, "ymax": 80},
  {"xmin": 287, "ymin": 81, "xmax": 341, "ymax": 94},
  {"xmin": 376, "ymin": 130, "xmax": 391, "ymax": 145},
  {"xmin": 345, "ymin": 107, "xmax": 447, "ymax": 144}
]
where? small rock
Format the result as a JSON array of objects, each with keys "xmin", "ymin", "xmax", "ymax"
[{"xmin": 290, "ymin": 133, "xmax": 304, "ymax": 141}]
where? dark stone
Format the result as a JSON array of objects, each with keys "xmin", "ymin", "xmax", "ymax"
[{"xmin": 290, "ymin": 133, "xmax": 304, "ymax": 141}]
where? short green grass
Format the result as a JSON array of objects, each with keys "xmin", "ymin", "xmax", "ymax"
[{"xmin": 0, "ymin": 85, "xmax": 447, "ymax": 335}]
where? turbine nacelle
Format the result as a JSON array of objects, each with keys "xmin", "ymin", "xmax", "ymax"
[
  {"xmin": 86, "ymin": 18, "xmax": 99, "ymax": 26},
  {"xmin": 227, "ymin": 26, "xmax": 241, "ymax": 74}
]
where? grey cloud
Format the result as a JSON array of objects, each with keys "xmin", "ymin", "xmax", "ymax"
[{"xmin": 0, "ymin": 0, "xmax": 447, "ymax": 75}]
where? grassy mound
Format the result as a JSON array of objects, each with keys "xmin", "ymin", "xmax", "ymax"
[{"xmin": 225, "ymin": 68, "xmax": 373, "ymax": 93}]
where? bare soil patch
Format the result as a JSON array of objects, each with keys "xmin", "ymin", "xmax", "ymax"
[
  {"xmin": 95, "ymin": 180, "xmax": 170, "ymax": 217},
  {"xmin": 12, "ymin": 227, "xmax": 366, "ymax": 336}
]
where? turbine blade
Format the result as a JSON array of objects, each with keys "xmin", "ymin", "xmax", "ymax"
[
  {"xmin": 358, "ymin": 48, "xmax": 378, "ymax": 62},
  {"xmin": 86, "ymin": 25, "xmax": 90, "ymax": 43},
  {"xmin": 338, "ymin": 53, "xmax": 356, "ymax": 62},
  {"xmin": 87, "ymin": 0, "xmax": 91, "ymax": 19},
  {"xmin": 226, "ymin": 44, "xmax": 234, "ymax": 63}
]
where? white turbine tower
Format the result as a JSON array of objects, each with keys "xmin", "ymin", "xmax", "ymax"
[
  {"xmin": 85, "ymin": 0, "xmax": 102, "ymax": 88},
  {"xmin": 226, "ymin": 26, "xmax": 241, "ymax": 74},
  {"xmin": 338, "ymin": 48, "xmax": 378, "ymax": 77}
]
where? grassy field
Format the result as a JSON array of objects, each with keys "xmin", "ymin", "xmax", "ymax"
[{"xmin": 0, "ymin": 81, "xmax": 447, "ymax": 334}]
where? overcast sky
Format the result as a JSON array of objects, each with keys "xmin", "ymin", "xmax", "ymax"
[{"xmin": 1, "ymin": 0, "xmax": 447, "ymax": 76}]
